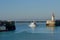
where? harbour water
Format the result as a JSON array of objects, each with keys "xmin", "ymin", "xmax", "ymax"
[{"xmin": 0, "ymin": 22, "xmax": 60, "ymax": 40}]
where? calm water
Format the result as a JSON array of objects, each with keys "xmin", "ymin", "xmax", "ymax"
[{"xmin": 0, "ymin": 22, "xmax": 60, "ymax": 40}]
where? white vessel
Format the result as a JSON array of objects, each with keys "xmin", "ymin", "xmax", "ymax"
[
  {"xmin": 29, "ymin": 21, "xmax": 36, "ymax": 28},
  {"xmin": 46, "ymin": 12, "xmax": 55, "ymax": 26}
]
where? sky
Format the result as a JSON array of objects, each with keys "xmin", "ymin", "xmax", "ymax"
[{"xmin": 0, "ymin": 0, "xmax": 60, "ymax": 21}]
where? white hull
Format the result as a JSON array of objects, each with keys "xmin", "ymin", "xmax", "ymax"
[{"xmin": 29, "ymin": 22, "xmax": 36, "ymax": 28}]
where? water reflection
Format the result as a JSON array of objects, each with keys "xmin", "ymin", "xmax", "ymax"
[
  {"xmin": 29, "ymin": 26, "xmax": 36, "ymax": 33},
  {"xmin": 46, "ymin": 26, "xmax": 55, "ymax": 33}
]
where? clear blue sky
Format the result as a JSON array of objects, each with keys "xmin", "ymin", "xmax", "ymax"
[{"xmin": 0, "ymin": 0, "xmax": 60, "ymax": 20}]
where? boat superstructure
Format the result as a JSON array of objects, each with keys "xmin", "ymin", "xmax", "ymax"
[{"xmin": 29, "ymin": 21, "xmax": 36, "ymax": 28}]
